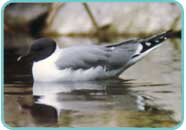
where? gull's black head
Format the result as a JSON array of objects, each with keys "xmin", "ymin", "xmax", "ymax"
[{"xmin": 17, "ymin": 38, "xmax": 56, "ymax": 63}]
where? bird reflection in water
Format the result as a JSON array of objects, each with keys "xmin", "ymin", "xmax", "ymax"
[{"xmin": 20, "ymin": 79, "xmax": 147, "ymax": 124}]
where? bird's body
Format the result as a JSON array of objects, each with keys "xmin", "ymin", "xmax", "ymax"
[
  {"xmin": 18, "ymin": 31, "xmax": 181, "ymax": 82},
  {"xmin": 32, "ymin": 44, "xmax": 132, "ymax": 82}
]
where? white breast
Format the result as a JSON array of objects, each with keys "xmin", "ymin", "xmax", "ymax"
[{"xmin": 32, "ymin": 49, "xmax": 62, "ymax": 82}]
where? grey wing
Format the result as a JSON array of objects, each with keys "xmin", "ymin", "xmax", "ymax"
[
  {"xmin": 56, "ymin": 39, "xmax": 139, "ymax": 70},
  {"xmin": 55, "ymin": 45, "xmax": 110, "ymax": 70},
  {"xmin": 104, "ymin": 39, "xmax": 140, "ymax": 69}
]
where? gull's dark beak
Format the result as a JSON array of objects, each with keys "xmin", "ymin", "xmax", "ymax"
[
  {"xmin": 17, "ymin": 56, "xmax": 23, "ymax": 62},
  {"xmin": 17, "ymin": 54, "xmax": 33, "ymax": 63}
]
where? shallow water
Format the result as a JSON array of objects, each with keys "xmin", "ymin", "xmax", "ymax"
[{"xmin": 4, "ymin": 37, "xmax": 181, "ymax": 127}]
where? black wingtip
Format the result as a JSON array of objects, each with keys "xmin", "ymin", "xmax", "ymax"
[
  {"xmin": 165, "ymin": 30, "xmax": 181, "ymax": 39},
  {"xmin": 144, "ymin": 30, "xmax": 181, "ymax": 44},
  {"xmin": 139, "ymin": 30, "xmax": 181, "ymax": 54}
]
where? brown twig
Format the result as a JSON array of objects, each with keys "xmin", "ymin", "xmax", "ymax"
[
  {"xmin": 43, "ymin": 3, "xmax": 65, "ymax": 34},
  {"xmin": 83, "ymin": 3, "xmax": 99, "ymax": 30}
]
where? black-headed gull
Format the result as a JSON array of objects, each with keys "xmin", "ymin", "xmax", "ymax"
[{"xmin": 18, "ymin": 31, "xmax": 181, "ymax": 82}]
